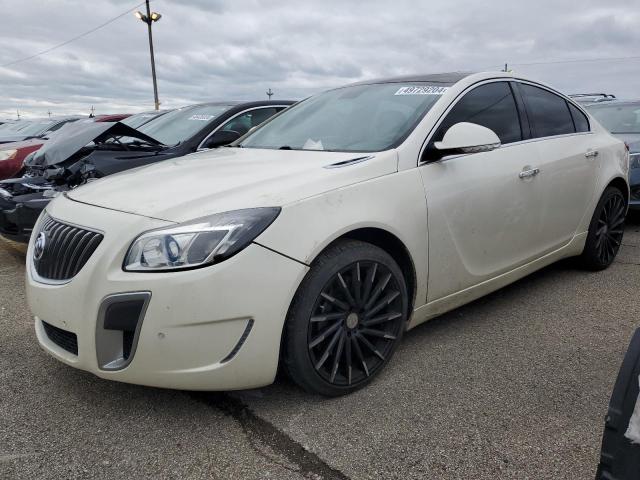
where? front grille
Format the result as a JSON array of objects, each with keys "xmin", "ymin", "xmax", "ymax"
[
  {"xmin": 33, "ymin": 214, "xmax": 103, "ymax": 281},
  {"xmin": 42, "ymin": 321, "xmax": 78, "ymax": 355}
]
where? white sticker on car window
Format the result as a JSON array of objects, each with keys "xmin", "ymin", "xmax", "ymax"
[
  {"xmin": 188, "ymin": 114, "xmax": 215, "ymax": 121},
  {"xmin": 395, "ymin": 86, "xmax": 449, "ymax": 95}
]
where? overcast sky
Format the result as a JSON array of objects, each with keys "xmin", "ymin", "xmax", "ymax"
[{"xmin": 1, "ymin": 0, "xmax": 639, "ymax": 119}]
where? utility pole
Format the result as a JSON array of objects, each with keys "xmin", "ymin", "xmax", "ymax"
[
  {"xmin": 16, "ymin": 109, "xmax": 20, "ymax": 120},
  {"xmin": 89, "ymin": 105, "xmax": 95, "ymax": 118},
  {"xmin": 266, "ymin": 88, "xmax": 274, "ymax": 100},
  {"xmin": 135, "ymin": 1, "xmax": 162, "ymax": 110},
  {"xmin": 504, "ymin": 63, "xmax": 508, "ymax": 72},
  {"xmin": 47, "ymin": 110, "xmax": 52, "ymax": 118}
]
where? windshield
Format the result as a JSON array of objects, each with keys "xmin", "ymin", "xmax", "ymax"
[
  {"xmin": 587, "ymin": 103, "xmax": 640, "ymax": 134},
  {"xmin": 122, "ymin": 112, "xmax": 163, "ymax": 129},
  {"xmin": 240, "ymin": 83, "xmax": 450, "ymax": 152},
  {"xmin": 11, "ymin": 120, "xmax": 57, "ymax": 136},
  {"xmin": 137, "ymin": 105, "xmax": 232, "ymax": 145}
]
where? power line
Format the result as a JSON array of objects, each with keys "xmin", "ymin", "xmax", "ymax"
[
  {"xmin": 0, "ymin": 1, "xmax": 148, "ymax": 68},
  {"xmin": 484, "ymin": 54, "xmax": 640, "ymax": 70}
]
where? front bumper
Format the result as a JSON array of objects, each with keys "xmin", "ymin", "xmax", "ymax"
[
  {"xmin": 0, "ymin": 191, "xmax": 49, "ymax": 243},
  {"xmin": 27, "ymin": 196, "xmax": 308, "ymax": 391}
]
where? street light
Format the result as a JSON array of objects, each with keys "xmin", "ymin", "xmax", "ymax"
[{"xmin": 134, "ymin": 0, "xmax": 162, "ymax": 110}]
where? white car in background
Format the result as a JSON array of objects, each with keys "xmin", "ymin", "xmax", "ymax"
[{"xmin": 26, "ymin": 72, "xmax": 629, "ymax": 396}]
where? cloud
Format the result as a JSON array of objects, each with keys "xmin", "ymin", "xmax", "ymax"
[{"xmin": 0, "ymin": 0, "xmax": 638, "ymax": 119}]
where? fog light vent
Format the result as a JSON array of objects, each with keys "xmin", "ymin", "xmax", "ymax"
[{"xmin": 96, "ymin": 292, "xmax": 151, "ymax": 370}]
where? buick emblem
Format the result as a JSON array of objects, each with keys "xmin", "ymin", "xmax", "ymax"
[{"xmin": 34, "ymin": 232, "xmax": 47, "ymax": 261}]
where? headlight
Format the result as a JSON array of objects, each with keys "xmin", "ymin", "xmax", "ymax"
[
  {"xmin": 0, "ymin": 149, "xmax": 17, "ymax": 162},
  {"xmin": 123, "ymin": 207, "xmax": 281, "ymax": 272},
  {"xmin": 630, "ymin": 153, "xmax": 640, "ymax": 169}
]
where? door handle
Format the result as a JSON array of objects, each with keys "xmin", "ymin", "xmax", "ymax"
[
  {"xmin": 519, "ymin": 167, "xmax": 540, "ymax": 179},
  {"xmin": 585, "ymin": 149, "xmax": 599, "ymax": 158}
]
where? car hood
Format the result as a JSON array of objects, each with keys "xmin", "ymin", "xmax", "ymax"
[
  {"xmin": 27, "ymin": 121, "xmax": 162, "ymax": 167},
  {"xmin": 65, "ymin": 147, "xmax": 397, "ymax": 222}
]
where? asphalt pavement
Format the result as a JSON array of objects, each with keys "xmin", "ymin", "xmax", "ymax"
[{"xmin": 1, "ymin": 215, "xmax": 639, "ymax": 479}]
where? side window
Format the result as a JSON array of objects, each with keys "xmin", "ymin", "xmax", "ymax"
[
  {"xmin": 519, "ymin": 84, "xmax": 575, "ymax": 137},
  {"xmin": 424, "ymin": 82, "xmax": 522, "ymax": 161},
  {"xmin": 221, "ymin": 108, "xmax": 278, "ymax": 136},
  {"xmin": 568, "ymin": 103, "xmax": 590, "ymax": 133}
]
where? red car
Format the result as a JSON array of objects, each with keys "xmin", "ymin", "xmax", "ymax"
[{"xmin": 0, "ymin": 114, "xmax": 131, "ymax": 181}]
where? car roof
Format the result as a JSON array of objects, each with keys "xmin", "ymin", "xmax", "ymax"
[
  {"xmin": 346, "ymin": 72, "xmax": 475, "ymax": 87},
  {"xmin": 585, "ymin": 99, "xmax": 640, "ymax": 108},
  {"xmin": 192, "ymin": 100, "xmax": 295, "ymax": 108}
]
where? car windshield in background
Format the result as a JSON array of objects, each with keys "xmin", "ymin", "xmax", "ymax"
[
  {"xmin": 121, "ymin": 112, "xmax": 163, "ymax": 129},
  {"xmin": 11, "ymin": 120, "xmax": 56, "ymax": 136},
  {"xmin": 240, "ymin": 83, "xmax": 450, "ymax": 152},
  {"xmin": 136, "ymin": 105, "xmax": 232, "ymax": 145},
  {"xmin": 587, "ymin": 103, "xmax": 640, "ymax": 134}
]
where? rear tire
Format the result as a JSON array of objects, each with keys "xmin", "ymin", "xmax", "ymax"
[
  {"xmin": 283, "ymin": 239, "xmax": 408, "ymax": 396},
  {"xmin": 578, "ymin": 186, "xmax": 626, "ymax": 271}
]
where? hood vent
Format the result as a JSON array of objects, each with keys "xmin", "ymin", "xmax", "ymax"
[{"xmin": 324, "ymin": 155, "xmax": 374, "ymax": 169}]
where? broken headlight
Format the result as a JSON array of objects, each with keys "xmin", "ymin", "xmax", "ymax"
[
  {"xmin": 123, "ymin": 208, "xmax": 280, "ymax": 272},
  {"xmin": 0, "ymin": 149, "xmax": 17, "ymax": 162}
]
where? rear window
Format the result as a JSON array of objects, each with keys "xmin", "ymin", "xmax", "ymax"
[
  {"xmin": 520, "ymin": 84, "xmax": 575, "ymax": 138},
  {"xmin": 568, "ymin": 103, "xmax": 590, "ymax": 133}
]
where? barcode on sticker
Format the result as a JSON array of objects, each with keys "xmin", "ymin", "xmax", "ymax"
[
  {"xmin": 395, "ymin": 86, "xmax": 449, "ymax": 95},
  {"xmin": 188, "ymin": 114, "xmax": 215, "ymax": 121}
]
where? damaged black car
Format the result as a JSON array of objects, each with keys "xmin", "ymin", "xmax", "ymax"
[{"xmin": 0, "ymin": 100, "xmax": 293, "ymax": 242}]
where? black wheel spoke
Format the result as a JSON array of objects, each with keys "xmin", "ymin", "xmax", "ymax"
[
  {"xmin": 309, "ymin": 320, "xmax": 342, "ymax": 348},
  {"xmin": 366, "ymin": 290, "xmax": 400, "ymax": 318},
  {"xmin": 351, "ymin": 335, "xmax": 369, "ymax": 377},
  {"xmin": 315, "ymin": 327, "xmax": 342, "ymax": 370},
  {"xmin": 345, "ymin": 332, "xmax": 352, "ymax": 385},
  {"xmin": 357, "ymin": 334, "xmax": 385, "ymax": 361},
  {"xmin": 363, "ymin": 273, "xmax": 392, "ymax": 311},
  {"xmin": 336, "ymin": 273, "xmax": 356, "ymax": 307},
  {"xmin": 320, "ymin": 292, "xmax": 350, "ymax": 312},
  {"xmin": 311, "ymin": 312, "xmax": 345, "ymax": 323},
  {"xmin": 361, "ymin": 264, "xmax": 377, "ymax": 305},
  {"xmin": 330, "ymin": 331, "xmax": 346, "ymax": 382},
  {"xmin": 353, "ymin": 263, "xmax": 362, "ymax": 307},
  {"xmin": 362, "ymin": 312, "xmax": 403, "ymax": 327},
  {"xmin": 360, "ymin": 327, "xmax": 396, "ymax": 341}
]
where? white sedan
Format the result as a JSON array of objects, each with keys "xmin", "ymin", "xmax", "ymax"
[{"xmin": 26, "ymin": 72, "xmax": 629, "ymax": 396}]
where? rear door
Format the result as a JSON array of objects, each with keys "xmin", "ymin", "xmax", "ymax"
[{"xmin": 517, "ymin": 83, "xmax": 600, "ymax": 251}]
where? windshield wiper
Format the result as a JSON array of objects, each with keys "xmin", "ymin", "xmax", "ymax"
[{"xmin": 278, "ymin": 145, "xmax": 292, "ymax": 150}]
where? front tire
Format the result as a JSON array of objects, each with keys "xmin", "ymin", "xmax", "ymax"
[
  {"xmin": 579, "ymin": 186, "xmax": 626, "ymax": 270},
  {"xmin": 283, "ymin": 239, "xmax": 408, "ymax": 396}
]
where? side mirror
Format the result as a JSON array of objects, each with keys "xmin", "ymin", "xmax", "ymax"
[
  {"xmin": 434, "ymin": 122, "xmax": 501, "ymax": 154},
  {"xmin": 202, "ymin": 130, "xmax": 241, "ymax": 149}
]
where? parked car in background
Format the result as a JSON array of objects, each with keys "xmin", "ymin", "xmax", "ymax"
[
  {"xmin": 586, "ymin": 100, "xmax": 640, "ymax": 210},
  {"xmin": 23, "ymin": 72, "xmax": 628, "ymax": 396},
  {"xmin": 0, "ymin": 100, "xmax": 292, "ymax": 242},
  {"xmin": 0, "ymin": 114, "xmax": 136, "ymax": 182},
  {"xmin": 0, "ymin": 116, "xmax": 82, "ymax": 144},
  {"xmin": 119, "ymin": 110, "xmax": 169, "ymax": 129},
  {"xmin": 570, "ymin": 93, "xmax": 617, "ymax": 105}
]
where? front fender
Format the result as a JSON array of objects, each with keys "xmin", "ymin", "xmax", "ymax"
[{"xmin": 256, "ymin": 169, "xmax": 429, "ymax": 309}]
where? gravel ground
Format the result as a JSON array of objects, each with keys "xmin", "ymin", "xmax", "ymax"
[{"xmin": 1, "ymin": 215, "xmax": 639, "ymax": 479}]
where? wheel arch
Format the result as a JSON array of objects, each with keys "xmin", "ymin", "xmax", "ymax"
[
  {"xmin": 320, "ymin": 227, "xmax": 418, "ymax": 315},
  {"xmin": 606, "ymin": 176, "xmax": 630, "ymax": 205}
]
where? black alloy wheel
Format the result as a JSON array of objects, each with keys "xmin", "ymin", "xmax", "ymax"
[
  {"xmin": 284, "ymin": 240, "xmax": 408, "ymax": 396},
  {"xmin": 580, "ymin": 186, "xmax": 627, "ymax": 270}
]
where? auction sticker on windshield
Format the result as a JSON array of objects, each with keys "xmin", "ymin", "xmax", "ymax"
[
  {"xmin": 188, "ymin": 115, "xmax": 215, "ymax": 121},
  {"xmin": 395, "ymin": 86, "xmax": 449, "ymax": 95}
]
